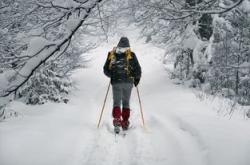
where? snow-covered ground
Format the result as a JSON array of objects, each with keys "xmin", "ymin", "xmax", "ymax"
[{"xmin": 1, "ymin": 28, "xmax": 250, "ymax": 165}]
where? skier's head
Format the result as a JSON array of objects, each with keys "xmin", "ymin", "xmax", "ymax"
[{"xmin": 117, "ymin": 37, "xmax": 130, "ymax": 48}]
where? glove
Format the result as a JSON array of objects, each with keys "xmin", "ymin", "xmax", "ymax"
[{"xmin": 134, "ymin": 78, "xmax": 140, "ymax": 87}]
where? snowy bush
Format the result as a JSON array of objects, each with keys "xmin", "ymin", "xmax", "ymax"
[
  {"xmin": 221, "ymin": 88, "xmax": 236, "ymax": 98},
  {"xmin": 17, "ymin": 67, "xmax": 71, "ymax": 105},
  {"xmin": 207, "ymin": 5, "xmax": 250, "ymax": 105},
  {"xmin": 246, "ymin": 109, "xmax": 250, "ymax": 118}
]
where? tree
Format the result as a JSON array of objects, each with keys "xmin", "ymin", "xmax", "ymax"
[
  {"xmin": 0, "ymin": 0, "xmax": 105, "ymax": 119},
  {"xmin": 208, "ymin": 5, "xmax": 250, "ymax": 105}
]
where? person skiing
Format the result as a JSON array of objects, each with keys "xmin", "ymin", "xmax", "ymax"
[{"xmin": 103, "ymin": 37, "xmax": 141, "ymax": 133}]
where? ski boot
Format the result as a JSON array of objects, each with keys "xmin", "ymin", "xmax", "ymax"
[
  {"xmin": 112, "ymin": 107, "xmax": 121, "ymax": 134},
  {"xmin": 122, "ymin": 108, "xmax": 130, "ymax": 131},
  {"xmin": 121, "ymin": 120, "xmax": 130, "ymax": 131},
  {"xmin": 113, "ymin": 118, "xmax": 121, "ymax": 134}
]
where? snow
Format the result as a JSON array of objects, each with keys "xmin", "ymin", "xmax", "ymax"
[
  {"xmin": 28, "ymin": 28, "xmax": 44, "ymax": 36},
  {"xmin": 1, "ymin": 28, "xmax": 250, "ymax": 165},
  {"xmin": 65, "ymin": 18, "xmax": 81, "ymax": 32},
  {"xmin": 193, "ymin": 40, "xmax": 209, "ymax": 66},
  {"xmin": 242, "ymin": 0, "xmax": 250, "ymax": 12},
  {"xmin": 240, "ymin": 62, "xmax": 250, "ymax": 68},
  {"xmin": 0, "ymin": 70, "xmax": 17, "ymax": 93},
  {"xmin": 52, "ymin": 0, "xmax": 95, "ymax": 9},
  {"xmin": 53, "ymin": 0, "xmax": 79, "ymax": 8},
  {"xmin": 16, "ymin": 44, "xmax": 55, "ymax": 80},
  {"xmin": 25, "ymin": 37, "xmax": 52, "ymax": 57},
  {"xmin": 0, "ymin": 28, "xmax": 8, "ymax": 34},
  {"xmin": 182, "ymin": 25, "xmax": 199, "ymax": 50},
  {"xmin": 221, "ymin": 88, "xmax": 236, "ymax": 97}
]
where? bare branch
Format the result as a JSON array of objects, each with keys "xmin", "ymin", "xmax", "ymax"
[{"xmin": 97, "ymin": 3, "xmax": 108, "ymax": 41}]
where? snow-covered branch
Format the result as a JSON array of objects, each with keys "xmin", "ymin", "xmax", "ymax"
[
  {"xmin": 0, "ymin": 0, "xmax": 104, "ymax": 97},
  {"xmin": 134, "ymin": 0, "xmax": 244, "ymax": 22},
  {"xmin": 180, "ymin": 0, "xmax": 244, "ymax": 14}
]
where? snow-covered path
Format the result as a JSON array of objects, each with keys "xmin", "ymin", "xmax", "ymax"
[{"xmin": 1, "ymin": 32, "xmax": 250, "ymax": 165}]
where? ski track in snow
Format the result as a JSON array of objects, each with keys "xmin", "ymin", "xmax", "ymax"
[
  {"xmin": 80, "ymin": 123, "xmax": 137, "ymax": 165},
  {"xmin": 1, "ymin": 30, "xmax": 250, "ymax": 165}
]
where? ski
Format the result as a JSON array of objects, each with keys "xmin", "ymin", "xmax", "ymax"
[
  {"xmin": 114, "ymin": 133, "xmax": 118, "ymax": 143},
  {"xmin": 114, "ymin": 125, "xmax": 120, "ymax": 143},
  {"xmin": 114, "ymin": 125, "xmax": 120, "ymax": 134},
  {"xmin": 120, "ymin": 125, "xmax": 135, "ymax": 137}
]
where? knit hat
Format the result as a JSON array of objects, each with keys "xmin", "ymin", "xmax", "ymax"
[{"xmin": 117, "ymin": 37, "xmax": 130, "ymax": 48}]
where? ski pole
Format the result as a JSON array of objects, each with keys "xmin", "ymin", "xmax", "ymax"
[
  {"xmin": 136, "ymin": 86, "xmax": 145, "ymax": 128},
  {"xmin": 97, "ymin": 82, "xmax": 111, "ymax": 128}
]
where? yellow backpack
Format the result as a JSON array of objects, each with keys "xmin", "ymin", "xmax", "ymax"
[{"xmin": 108, "ymin": 47, "xmax": 133, "ymax": 76}]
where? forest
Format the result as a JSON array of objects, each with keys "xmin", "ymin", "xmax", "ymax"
[
  {"xmin": 1, "ymin": 0, "xmax": 249, "ymax": 113},
  {"xmin": 1, "ymin": 1, "xmax": 250, "ymax": 165}
]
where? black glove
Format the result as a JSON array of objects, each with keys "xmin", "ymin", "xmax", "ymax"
[{"xmin": 134, "ymin": 78, "xmax": 140, "ymax": 87}]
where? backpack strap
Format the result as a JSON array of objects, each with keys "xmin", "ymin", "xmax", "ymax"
[
  {"xmin": 108, "ymin": 47, "xmax": 116, "ymax": 70},
  {"xmin": 125, "ymin": 48, "xmax": 133, "ymax": 77},
  {"xmin": 125, "ymin": 48, "xmax": 133, "ymax": 61}
]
